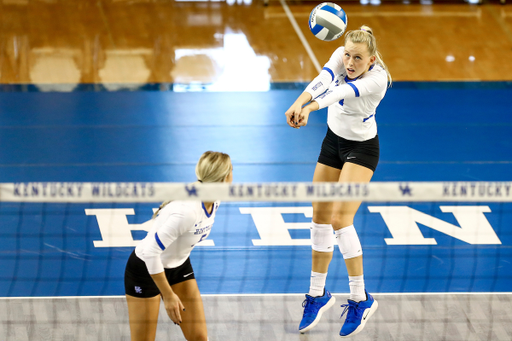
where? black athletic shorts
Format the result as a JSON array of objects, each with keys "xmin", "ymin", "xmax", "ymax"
[
  {"xmin": 124, "ymin": 250, "xmax": 195, "ymax": 298},
  {"xmin": 317, "ymin": 127, "xmax": 380, "ymax": 172}
]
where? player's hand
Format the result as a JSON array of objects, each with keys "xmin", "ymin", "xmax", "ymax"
[
  {"xmin": 295, "ymin": 103, "xmax": 317, "ymax": 127},
  {"xmin": 295, "ymin": 101, "xmax": 319, "ymax": 127},
  {"xmin": 163, "ymin": 292, "xmax": 185, "ymax": 325},
  {"xmin": 295, "ymin": 109, "xmax": 311, "ymax": 127},
  {"xmin": 285, "ymin": 103, "xmax": 302, "ymax": 129}
]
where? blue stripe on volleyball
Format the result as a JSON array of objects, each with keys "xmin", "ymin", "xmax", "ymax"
[
  {"xmin": 323, "ymin": 67, "xmax": 335, "ymax": 81},
  {"xmin": 311, "ymin": 24, "xmax": 324, "ymax": 36},
  {"xmin": 155, "ymin": 232, "xmax": 165, "ymax": 250},
  {"xmin": 348, "ymin": 83, "xmax": 360, "ymax": 97},
  {"xmin": 320, "ymin": 4, "xmax": 347, "ymax": 22}
]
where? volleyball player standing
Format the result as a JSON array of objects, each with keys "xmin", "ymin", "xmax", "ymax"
[{"xmin": 124, "ymin": 151, "xmax": 232, "ymax": 341}]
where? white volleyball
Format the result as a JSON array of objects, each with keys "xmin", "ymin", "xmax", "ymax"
[{"xmin": 309, "ymin": 2, "xmax": 348, "ymax": 42}]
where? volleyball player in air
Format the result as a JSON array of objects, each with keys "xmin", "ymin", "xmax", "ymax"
[
  {"xmin": 285, "ymin": 25, "xmax": 392, "ymax": 337},
  {"xmin": 124, "ymin": 151, "xmax": 232, "ymax": 341}
]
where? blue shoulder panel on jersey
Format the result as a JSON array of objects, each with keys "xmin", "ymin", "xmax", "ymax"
[
  {"xmin": 322, "ymin": 67, "xmax": 335, "ymax": 82},
  {"xmin": 347, "ymin": 83, "xmax": 360, "ymax": 97},
  {"xmin": 155, "ymin": 232, "xmax": 165, "ymax": 250}
]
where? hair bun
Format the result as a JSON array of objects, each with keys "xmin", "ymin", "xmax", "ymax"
[{"xmin": 360, "ymin": 25, "xmax": 373, "ymax": 35}]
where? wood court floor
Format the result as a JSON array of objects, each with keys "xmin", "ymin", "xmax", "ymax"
[
  {"xmin": 1, "ymin": 0, "xmax": 512, "ymax": 85},
  {"xmin": 1, "ymin": 1, "xmax": 512, "ymax": 340}
]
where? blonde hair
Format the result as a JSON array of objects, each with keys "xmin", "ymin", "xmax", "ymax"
[
  {"xmin": 195, "ymin": 151, "xmax": 232, "ymax": 183},
  {"xmin": 344, "ymin": 25, "xmax": 392, "ymax": 86},
  {"xmin": 153, "ymin": 151, "xmax": 232, "ymax": 218}
]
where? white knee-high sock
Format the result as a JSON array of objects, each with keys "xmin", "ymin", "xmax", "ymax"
[{"xmin": 308, "ymin": 271, "xmax": 327, "ymax": 297}]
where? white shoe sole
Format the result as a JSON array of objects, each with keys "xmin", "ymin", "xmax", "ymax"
[
  {"xmin": 299, "ymin": 296, "xmax": 336, "ymax": 334},
  {"xmin": 339, "ymin": 299, "xmax": 378, "ymax": 338}
]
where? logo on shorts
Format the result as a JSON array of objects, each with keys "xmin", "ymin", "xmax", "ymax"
[
  {"xmin": 184, "ymin": 272, "xmax": 194, "ymax": 278},
  {"xmin": 135, "ymin": 286, "xmax": 142, "ymax": 294}
]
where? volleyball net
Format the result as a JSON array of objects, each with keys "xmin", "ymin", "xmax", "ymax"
[
  {"xmin": 1, "ymin": 181, "xmax": 511, "ymax": 298},
  {"xmin": 1, "ymin": 181, "xmax": 511, "ymax": 340}
]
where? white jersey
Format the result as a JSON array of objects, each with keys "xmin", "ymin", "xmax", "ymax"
[
  {"xmin": 304, "ymin": 46, "xmax": 388, "ymax": 141},
  {"xmin": 135, "ymin": 200, "xmax": 219, "ymax": 275}
]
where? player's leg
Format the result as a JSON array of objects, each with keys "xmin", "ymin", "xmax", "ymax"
[
  {"xmin": 126, "ymin": 294, "xmax": 161, "ymax": 341},
  {"xmin": 332, "ymin": 162, "xmax": 378, "ymax": 337},
  {"xmin": 172, "ymin": 279, "xmax": 208, "ymax": 341},
  {"xmin": 311, "ymin": 161, "xmax": 341, "ymax": 281},
  {"xmin": 299, "ymin": 162, "xmax": 339, "ymax": 333},
  {"xmin": 125, "ymin": 250, "xmax": 162, "ymax": 341}
]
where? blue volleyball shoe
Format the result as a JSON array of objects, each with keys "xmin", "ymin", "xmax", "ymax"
[
  {"xmin": 339, "ymin": 290, "xmax": 378, "ymax": 338},
  {"xmin": 299, "ymin": 290, "xmax": 336, "ymax": 333}
]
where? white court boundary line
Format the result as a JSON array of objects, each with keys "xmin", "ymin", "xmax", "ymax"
[
  {"xmin": 279, "ymin": 0, "xmax": 321, "ymax": 73},
  {"xmin": 2, "ymin": 292, "xmax": 512, "ymax": 299}
]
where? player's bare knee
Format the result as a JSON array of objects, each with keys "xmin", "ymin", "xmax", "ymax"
[
  {"xmin": 312, "ymin": 204, "xmax": 332, "ymax": 224},
  {"xmin": 313, "ymin": 217, "xmax": 331, "ymax": 225},
  {"xmin": 330, "ymin": 214, "xmax": 353, "ymax": 231},
  {"xmin": 312, "ymin": 209, "xmax": 331, "ymax": 223}
]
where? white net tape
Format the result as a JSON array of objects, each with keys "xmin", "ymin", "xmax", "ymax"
[{"xmin": 1, "ymin": 181, "xmax": 511, "ymax": 202}]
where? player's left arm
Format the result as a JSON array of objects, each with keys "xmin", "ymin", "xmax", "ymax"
[{"xmin": 313, "ymin": 68, "xmax": 387, "ymax": 110}]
